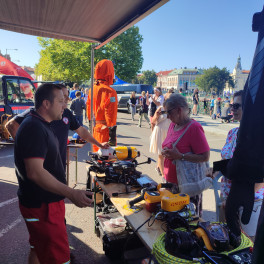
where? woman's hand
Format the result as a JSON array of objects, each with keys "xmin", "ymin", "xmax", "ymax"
[
  {"xmin": 161, "ymin": 147, "xmax": 182, "ymax": 160},
  {"xmin": 206, "ymin": 167, "xmax": 220, "ymax": 179}
]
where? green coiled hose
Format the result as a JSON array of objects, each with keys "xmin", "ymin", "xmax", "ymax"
[{"xmin": 152, "ymin": 227, "xmax": 253, "ymax": 264}]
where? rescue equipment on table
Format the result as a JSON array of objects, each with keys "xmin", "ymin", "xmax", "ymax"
[
  {"xmin": 128, "ymin": 183, "xmax": 191, "ymax": 212},
  {"xmin": 0, "ymin": 114, "xmax": 12, "ymax": 140},
  {"xmin": 71, "ymin": 132, "xmax": 86, "ymax": 144},
  {"xmin": 97, "ymin": 146, "xmax": 139, "ymax": 161},
  {"xmin": 152, "ymin": 220, "xmax": 254, "ymax": 264},
  {"xmin": 86, "ymin": 146, "xmax": 151, "ymax": 194}
]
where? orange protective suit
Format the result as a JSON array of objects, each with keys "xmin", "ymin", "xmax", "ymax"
[{"xmin": 86, "ymin": 59, "xmax": 118, "ymax": 151}]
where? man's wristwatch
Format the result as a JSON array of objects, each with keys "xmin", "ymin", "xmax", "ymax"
[{"xmin": 181, "ymin": 153, "xmax": 185, "ymax": 161}]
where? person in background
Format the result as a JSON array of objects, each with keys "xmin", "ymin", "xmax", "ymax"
[
  {"xmin": 146, "ymin": 87, "xmax": 164, "ymax": 131},
  {"xmin": 138, "ymin": 91, "xmax": 151, "ymax": 128},
  {"xmin": 14, "ymin": 83, "xmax": 93, "ymax": 264},
  {"xmin": 84, "ymin": 88, "xmax": 89, "ymax": 122},
  {"xmin": 212, "ymin": 97, "xmax": 221, "ymax": 119},
  {"xmin": 179, "ymin": 88, "xmax": 183, "ymax": 95},
  {"xmin": 203, "ymin": 97, "xmax": 209, "ymax": 115},
  {"xmin": 161, "ymin": 94, "xmax": 210, "ymax": 217},
  {"xmin": 192, "ymin": 88, "xmax": 199, "ymax": 115},
  {"xmin": 164, "ymin": 88, "xmax": 174, "ymax": 100},
  {"xmin": 69, "ymin": 83, "xmax": 83, "ymax": 101},
  {"xmin": 86, "ymin": 59, "xmax": 118, "ymax": 151},
  {"xmin": 70, "ymin": 91, "xmax": 86, "ymax": 126},
  {"xmin": 149, "ymin": 97, "xmax": 172, "ymax": 177},
  {"xmin": 206, "ymin": 90, "xmax": 264, "ymax": 240},
  {"xmin": 221, "ymin": 101, "xmax": 232, "ymax": 123},
  {"xmin": 210, "ymin": 95, "xmax": 215, "ymax": 116},
  {"xmin": 128, "ymin": 91, "xmax": 137, "ymax": 121}
]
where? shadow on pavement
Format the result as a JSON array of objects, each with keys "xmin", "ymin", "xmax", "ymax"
[
  {"xmin": 116, "ymin": 122, "xmax": 133, "ymax": 126},
  {"xmin": 67, "ymin": 224, "xmax": 111, "ymax": 264},
  {"xmin": 198, "ymin": 121, "xmax": 219, "ymax": 127},
  {"xmin": 117, "ymin": 135, "xmax": 140, "ymax": 139}
]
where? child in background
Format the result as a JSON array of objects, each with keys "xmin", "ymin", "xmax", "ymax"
[{"xmin": 210, "ymin": 95, "xmax": 215, "ymax": 116}]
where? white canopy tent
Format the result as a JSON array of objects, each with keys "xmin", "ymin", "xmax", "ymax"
[{"xmin": 0, "ymin": 0, "xmax": 169, "ymax": 132}]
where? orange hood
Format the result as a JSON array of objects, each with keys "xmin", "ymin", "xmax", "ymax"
[{"xmin": 94, "ymin": 59, "xmax": 115, "ymax": 85}]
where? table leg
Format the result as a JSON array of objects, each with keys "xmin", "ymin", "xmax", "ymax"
[
  {"xmin": 75, "ymin": 148, "xmax": 78, "ymax": 185},
  {"xmin": 94, "ymin": 184, "xmax": 97, "ymax": 233},
  {"xmin": 66, "ymin": 147, "xmax": 70, "ymax": 186}
]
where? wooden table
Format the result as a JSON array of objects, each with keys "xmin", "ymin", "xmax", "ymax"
[
  {"xmin": 66, "ymin": 142, "xmax": 85, "ymax": 186},
  {"xmin": 94, "ymin": 176, "xmax": 165, "ymax": 252}
]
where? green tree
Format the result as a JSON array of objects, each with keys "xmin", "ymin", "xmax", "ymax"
[
  {"xmin": 195, "ymin": 66, "xmax": 234, "ymax": 95},
  {"xmin": 140, "ymin": 70, "xmax": 157, "ymax": 86},
  {"xmin": 35, "ymin": 26, "xmax": 143, "ymax": 83}
]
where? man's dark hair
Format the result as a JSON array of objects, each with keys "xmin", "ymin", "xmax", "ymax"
[
  {"xmin": 56, "ymin": 83, "xmax": 66, "ymax": 89},
  {"xmin": 75, "ymin": 91, "xmax": 81, "ymax": 97},
  {"xmin": 35, "ymin": 83, "xmax": 62, "ymax": 110}
]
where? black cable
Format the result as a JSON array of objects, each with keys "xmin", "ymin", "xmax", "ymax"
[{"xmin": 123, "ymin": 214, "xmax": 154, "ymax": 254}]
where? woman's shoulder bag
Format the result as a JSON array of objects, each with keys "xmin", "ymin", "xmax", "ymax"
[{"xmin": 172, "ymin": 121, "xmax": 212, "ymax": 197}]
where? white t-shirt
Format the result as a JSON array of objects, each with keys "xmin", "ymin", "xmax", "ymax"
[{"xmin": 148, "ymin": 95, "xmax": 164, "ymax": 108}]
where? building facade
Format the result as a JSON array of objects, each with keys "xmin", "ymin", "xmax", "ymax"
[
  {"xmin": 167, "ymin": 67, "xmax": 203, "ymax": 91},
  {"xmin": 156, "ymin": 70, "xmax": 173, "ymax": 89}
]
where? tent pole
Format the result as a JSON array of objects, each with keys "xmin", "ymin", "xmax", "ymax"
[{"xmin": 90, "ymin": 44, "xmax": 96, "ymax": 136}]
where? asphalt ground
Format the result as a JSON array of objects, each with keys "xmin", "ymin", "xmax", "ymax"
[{"xmin": 0, "ymin": 111, "xmax": 230, "ymax": 263}]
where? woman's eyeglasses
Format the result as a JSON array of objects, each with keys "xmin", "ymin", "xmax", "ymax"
[
  {"xmin": 230, "ymin": 103, "xmax": 241, "ymax": 110},
  {"xmin": 166, "ymin": 107, "xmax": 176, "ymax": 115}
]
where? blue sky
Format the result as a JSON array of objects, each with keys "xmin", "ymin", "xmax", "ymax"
[{"xmin": 0, "ymin": 0, "xmax": 263, "ymax": 73}]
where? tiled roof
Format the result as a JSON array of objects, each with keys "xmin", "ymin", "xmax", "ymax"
[
  {"xmin": 168, "ymin": 68, "xmax": 203, "ymax": 75},
  {"xmin": 242, "ymin": 70, "xmax": 250, "ymax": 74},
  {"xmin": 156, "ymin": 70, "xmax": 173, "ymax": 76}
]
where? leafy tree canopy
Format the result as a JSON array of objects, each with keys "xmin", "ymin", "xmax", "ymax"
[
  {"xmin": 35, "ymin": 26, "xmax": 143, "ymax": 83},
  {"xmin": 132, "ymin": 70, "xmax": 157, "ymax": 85},
  {"xmin": 195, "ymin": 66, "xmax": 234, "ymax": 95}
]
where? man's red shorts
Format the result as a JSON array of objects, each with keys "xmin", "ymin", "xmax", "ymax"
[{"xmin": 19, "ymin": 200, "xmax": 70, "ymax": 264}]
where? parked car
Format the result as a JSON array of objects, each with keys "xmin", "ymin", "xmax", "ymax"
[
  {"xmin": 111, "ymin": 84, "xmax": 153, "ymax": 113},
  {"xmin": 117, "ymin": 93, "xmax": 141, "ymax": 113},
  {"xmin": 0, "ymin": 75, "xmax": 35, "ymax": 116}
]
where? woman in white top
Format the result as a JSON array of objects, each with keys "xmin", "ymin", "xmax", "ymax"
[{"xmin": 146, "ymin": 87, "xmax": 164, "ymax": 131}]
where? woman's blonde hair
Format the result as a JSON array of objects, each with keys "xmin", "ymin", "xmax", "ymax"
[
  {"xmin": 130, "ymin": 91, "xmax": 136, "ymax": 98},
  {"xmin": 141, "ymin": 91, "xmax": 146, "ymax": 96}
]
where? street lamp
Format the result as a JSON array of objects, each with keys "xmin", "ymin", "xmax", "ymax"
[{"xmin": 5, "ymin": 48, "xmax": 18, "ymax": 59}]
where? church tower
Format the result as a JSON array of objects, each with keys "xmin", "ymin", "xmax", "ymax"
[{"xmin": 233, "ymin": 55, "xmax": 242, "ymax": 76}]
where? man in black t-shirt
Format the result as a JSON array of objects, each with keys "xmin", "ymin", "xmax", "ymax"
[
  {"xmin": 14, "ymin": 83, "xmax": 93, "ymax": 264},
  {"xmin": 6, "ymin": 84, "xmax": 108, "ymax": 170}
]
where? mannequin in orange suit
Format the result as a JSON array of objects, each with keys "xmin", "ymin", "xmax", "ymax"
[{"xmin": 86, "ymin": 59, "xmax": 118, "ymax": 152}]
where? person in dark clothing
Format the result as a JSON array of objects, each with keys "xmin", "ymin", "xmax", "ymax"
[
  {"xmin": 192, "ymin": 88, "xmax": 199, "ymax": 115},
  {"xmin": 138, "ymin": 91, "xmax": 151, "ymax": 128},
  {"xmin": 146, "ymin": 87, "xmax": 164, "ymax": 131},
  {"xmin": 14, "ymin": 83, "xmax": 93, "ymax": 264},
  {"xmin": 70, "ymin": 91, "xmax": 86, "ymax": 126}
]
